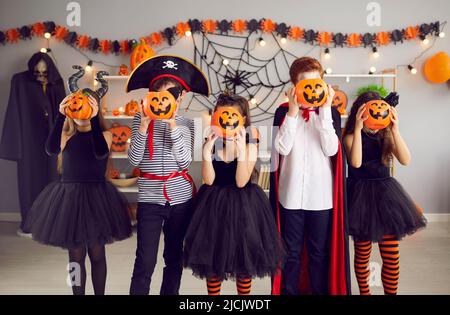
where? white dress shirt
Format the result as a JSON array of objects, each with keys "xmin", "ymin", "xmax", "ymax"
[{"xmin": 274, "ymin": 106, "xmax": 338, "ymax": 211}]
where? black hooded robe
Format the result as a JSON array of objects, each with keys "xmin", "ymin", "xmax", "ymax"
[{"xmin": 0, "ymin": 52, "xmax": 65, "ymax": 231}]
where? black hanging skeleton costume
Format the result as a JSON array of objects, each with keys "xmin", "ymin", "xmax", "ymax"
[{"xmin": 0, "ymin": 52, "xmax": 65, "ymax": 231}]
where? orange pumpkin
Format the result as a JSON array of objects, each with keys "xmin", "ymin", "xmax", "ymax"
[
  {"xmin": 331, "ymin": 86, "xmax": 348, "ymax": 115},
  {"xmin": 108, "ymin": 168, "xmax": 120, "ymax": 179},
  {"xmin": 295, "ymin": 78, "xmax": 328, "ymax": 108},
  {"xmin": 423, "ymin": 51, "xmax": 450, "ymax": 84},
  {"xmin": 211, "ymin": 106, "xmax": 244, "ymax": 138},
  {"xmin": 132, "ymin": 167, "xmax": 141, "ymax": 178},
  {"xmin": 118, "ymin": 64, "xmax": 129, "ymax": 76},
  {"xmin": 130, "ymin": 38, "xmax": 155, "ymax": 70},
  {"xmin": 125, "ymin": 100, "xmax": 139, "ymax": 116},
  {"xmin": 143, "ymin": 91, "xmax": 177, "ymax": 120},
  {"xmin": 109, "ymin": 123, "xmax": 131, "ymax": 152},
  {"xmin": 65, "ymin": 91, "xmax": 93, "ymax": 120},
  {"xmin": 364, "ymin": 100, "xmax": 391, "ymax": 130}
]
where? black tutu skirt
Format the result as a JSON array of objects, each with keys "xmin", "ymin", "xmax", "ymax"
[
  {"xmin": 184, "ymin": 183, "xmax": 285, "ymax": 280},
  {"xmin": 24, "ymin": 181, "xmax": 132, "ymax": 249},
  {"xmin": 348, "ymin": 177, "xmax": 426, "ymax": 242}
]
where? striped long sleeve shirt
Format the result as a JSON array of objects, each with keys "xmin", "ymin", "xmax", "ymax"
[{"xmin": 128, "ymin": 112, "xmax": 195, "ymax": 205}]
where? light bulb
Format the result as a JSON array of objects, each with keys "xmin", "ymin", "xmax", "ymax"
[
  {"xmin": 250, "ymin": 97, "xmax": 257, "ymax": 105},
  {"xmin": 85, "ymin": 60, "xmax": 93, "ymax": 72},
  {"xmin": 422, "ymin": 37, "xmax": 429, "ymax": 45},
  {"xmin": 258, "ymin": 37, "xmax": 266, "ymax": 47},
  {"xmin": 325, "ymin": 67, "xmax": 333, "ymax": 74},
  {"xmin": 44, "ymin": 32, "xmax": 51, "ymax": 39},
  {"xmin": 372, "ymin": 47, "xmax": 379, "ymax": 58},
  {"xmin": 324, "ymin": 48, "xmax": 331, "ymax": 59},
  {"xmin": 408, "ymin": 65, "xmax": 417, "ymax": 74},
  {"xmin": 280, "ymin": 37, "xmax": 287, "ymax": 44},
  {"xmin": 439, "ymin": 31, "xmax": 445, "ymax": 38},
  {"xmin": 185, "ymin": 30, "xmax": 192, "ymax": 37},
  {"xmin": 369, "ymin": 66, "xmax": 376, "ymax": 74},
  {"xmin": 40, "ymin": 48, "xmax": 47, "ymax": 53},
  {"xmin": 222, "ymin": 59, "xmax": 229, "ymax": 66}
]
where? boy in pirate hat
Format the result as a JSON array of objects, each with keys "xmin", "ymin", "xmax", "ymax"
[{"xmin": 126, "ymin": 55, "xmax": 210, "ymax": 295}]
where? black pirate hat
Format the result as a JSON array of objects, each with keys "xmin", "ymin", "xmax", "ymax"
[{"xmin": 126, "ymin": 54, "xmax": 210, "ymax": 96}]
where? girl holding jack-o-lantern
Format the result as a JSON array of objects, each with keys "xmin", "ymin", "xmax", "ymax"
[
  {"xmin": 24, "ymin": 66, "xmax": 132, "ymax": 295},
  {"xmin": 343, "ymin": 91, "xmax": 426, "ymax": 295},
  {"xmin": 183, "ymin": 92, "xmax": 285, "ymax": 295}
]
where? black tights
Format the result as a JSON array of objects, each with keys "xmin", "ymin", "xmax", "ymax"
[{"xmin": 68, "ymin": 244, "xmax": 107, "ymax": 295}]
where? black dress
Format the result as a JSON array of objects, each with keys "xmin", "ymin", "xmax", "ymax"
[
  {"xmin": 347, "ymin": 131, "xmax": 426, "ymax": 242},
  {"xmin": 24, "ymin": 126, "xmax": 132, "ymax": 249},
  {"xmin": 184, "ymin": 151, "xmax": 285, "ymax": 280}
]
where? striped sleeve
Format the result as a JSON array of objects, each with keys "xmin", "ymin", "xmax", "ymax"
[
  {"xmin": 170, "ymin": 118, "xmax": 194, "ymax": 169},
  {"xmin": 128, "ymin": 112, "xmax": 147, "ymax": 166}
]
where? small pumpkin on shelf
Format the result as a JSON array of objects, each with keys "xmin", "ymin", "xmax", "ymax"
[
  {"xmin": 331, "ymin": 85, "xmax": 348, "ymax": 115},
  {"xmin": 130, "ymin": 38, "xmax": 155, "ymax": 70},
  {"xmin": 109, "ymin": 123, "xmax": 131, "ymax": 152},
  {"xmin": 118, "ymin": 64, "xmax": 129, "ymax": 76},
  {"xmin": 125, "ymin": 100, "xmax": 139, "ymax": 116},
  {"xmin": 108, "ymin": 168, "xmax": 120, "ymax": 179},
  {"xmin": 132, "ymin": 167, "xmax": 141, "ymax": 178}
]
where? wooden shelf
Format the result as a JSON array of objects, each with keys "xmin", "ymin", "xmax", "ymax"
[
  {"xmin": 104, "ymin": 114, "xmax": 135, "ymax": 120},
  {"xmin": 104, "ymin": 75, "xmax": 129, "ymax": 80},
  {"xmin": 324, "ymin": 73, "xmax": 396, "ymax": 78},
  {"xmin": 110, "ymin": 151, "xmax": 128, "ymax": 159},
  {"xmin": 117, "ymin": 185, "xmax": 138, "ymax": 193}
]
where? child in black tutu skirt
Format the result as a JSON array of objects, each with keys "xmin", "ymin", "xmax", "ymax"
[
  {"xmin": 343, "ymin": 91, "xmax": 426, "ymax": 295},
  {"xmin": 24, "ymin": 69, "xmax": 132, "ymax": 295},
  {"xmin": 183, "ymin": 93, "xmax": 284, "ymax": 295}
]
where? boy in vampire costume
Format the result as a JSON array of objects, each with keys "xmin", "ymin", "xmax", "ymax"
[
  {"xmin": 126, "ymin": 55, "xmax": 210, "ymax": 295},
  {"xmin": 269, "ymin": 57, "xmax": 351, "ymax": 295}
]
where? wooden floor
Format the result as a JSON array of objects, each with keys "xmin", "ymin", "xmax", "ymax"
[{"xmin": 0, "ymin": 221, "xmax": 449, "ymax": 295}]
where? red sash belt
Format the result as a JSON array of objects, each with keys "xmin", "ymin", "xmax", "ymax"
[{"xmin": 140, "ymin": 169, "xmax": 196, "ymax": 202}]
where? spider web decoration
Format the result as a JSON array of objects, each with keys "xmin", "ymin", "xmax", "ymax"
[{"xmin": 185, "ymin": 32, "xmax": 299, "ymax": 123}]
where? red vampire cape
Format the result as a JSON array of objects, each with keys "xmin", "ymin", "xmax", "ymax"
[{"xmin": 269, "ymin": 103, "xmax": 351, "ymax": 295}]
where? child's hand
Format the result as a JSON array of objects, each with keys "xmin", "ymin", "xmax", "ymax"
[
  {"xmin": 287, "ymin": 86, "xmax": 299, "ymax": 118},
  {"xmin": 203, "ymin": 129, "xmax": 218, "ymax": 153},
  {"xmin": 323, "ymin": 85, "xmax": 335, "ymax": 108},
  {"xmin": 355, "ymin": 105, "xmax": 368, "ymax": 131},
  {"xmin": 139, "ymin": 99, "xmax": 152, "ymax": 133},
  {"xmin": 235, "ymin": 127, "xmax": 247, "ymax": 158},
  {"xmin": 390, "ymin": 106, "xmax": 399, "ymax": 133},
  {"xmin": 58, "ymin": 94, "xmax": 73, "ymax": 115},
  {"xmin": 88, "ymin": 95, "xmax": 99, "ymax": 118}
]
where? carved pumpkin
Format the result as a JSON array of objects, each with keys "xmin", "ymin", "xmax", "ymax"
[
  {"xmin": 130, "ymin": 38, "xmax": 155, "ymax": 70},
  {"xmin": 364, "ymin": 100, "xmax": 391, "ymax": 130},
  {"xmin": 125, "ymin": 100, "xmax": 139, "ymax": 116},
  {"xmin": 331, "ymin": 86, "xmax": 348, "ymax": 115},
  {"xmin": 109, "ymin": 123, "xmax": 132, "ymax": 152},
  {"xmin": 211, "ymin": 106, "xmax": 244, "ymax": 138},
  {"xmin": 65, "ymin": 91, "xmax": 93, "ymax": 120},
  {"xmin": 295, "ymin": 78, "xmax": 328, "ymax": 108},
  {"xmin": 132, "ymin": 167, "xmax": 141, "ymax": 178},
  {"xmin": 143, "ymin": 91, "xmax": 177, "ymax": 120}
]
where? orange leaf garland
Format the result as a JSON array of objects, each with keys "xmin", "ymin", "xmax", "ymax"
[
  {"xmin": 120, "ymin": 40, "xmax": 130, "ymax": 54},
  {"xmin": 376, "ymin": 31, "xmax": 390, "ymax": 45},
  {"xmin": 77, "ymin": 35, "xmax": 90, "ymax": 50},
  {"xmin": 289, "ymin": 26, "xmax": 304, "ymax": 40},
  {"xmin": 149, "ymin": 32, "xmax": 163, "ymax": 46},
  {"xmin": 54, "ymin": 25, "xmax": 69, "ymax": 41},
  {"xmin": 5, "ymin": 28, "xmax": 20, "ymax": 43},
  {"xmin": 317, "ymin": 31, "xmax": 332, "ymax": 46},
  {"xmin": 202, "ymin": 19, "xmax": 217, "ymax": 33},
  {"xmin": 32, "ymin": 22, "xmax": 45, "ymax": 37},
  {"xmin": 347, "ymin": 33, "xmax": 361, "ymax": 47},
  {"xmin": 261, "ymin": 19, "xmax": 276, "ymax": 33},
  {"xmin": 176, "ymin": 22, "xmax": 190, "ymax": 37},
  {"xmin": 404, "ymin": 26, "xmax": 419, "ymax": 40},
  {"xmin": 99, "ymin": 40, "xmax": 111, "ymax": 54},
  {"xmin": 232, "ymin": 19, "xmax": 246, "ymax": 33}
]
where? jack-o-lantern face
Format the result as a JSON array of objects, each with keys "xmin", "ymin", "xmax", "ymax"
[
  {"xmin": 125, "ymin": 100, "xmax": 139, "ymax": 116},
  {"xmin": 364, "ymin": 100, "xmax": 391, "ymax": 130},
  {"xmin": 295, "ymin": 78, "xmax": 328, "ymax": 108},
  {"xmin": 65, "ymin": 91, "xmax": 93, "ymax": 120},
  {"xmin": 109, "ymin": 123, "xmax": 132, "ymax": 152},
  {"xmin": 211, "ymin": 106, "xmax": 244, "ymax": 138},
  {"xmin": 143, "ymin": 91, "xmax": 177, "ymax": 120},
  {"xmin": 331, "ymin": 87, "xmax": 348, "ymax": 115}
]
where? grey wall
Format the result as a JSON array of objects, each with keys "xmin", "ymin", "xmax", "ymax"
[{"xmin": 1, "ymin": 0, "xmax": 449, "ymax": 213}]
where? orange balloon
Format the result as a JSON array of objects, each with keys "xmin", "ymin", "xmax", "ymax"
[{"xmin": 423, "ymin": 51, "xmax": 450, "ymax": 84}]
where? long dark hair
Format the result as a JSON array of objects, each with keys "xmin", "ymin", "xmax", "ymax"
[{"xmin": 343, "ymin": 91, "xmax": 394, "ymax": 166}]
